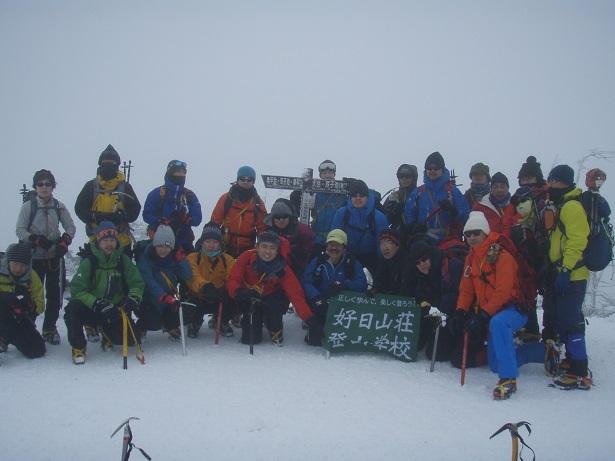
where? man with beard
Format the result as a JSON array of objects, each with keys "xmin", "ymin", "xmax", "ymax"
[
  {"xmin": 211, "ymin": 166, "xmax": 268, "ymax": 258},
  {"xmin": 74, "ymin": 145, "xmax": 141, "ymax": 253},
  {"xmin": 142, "ymin": 160, "xmax": 202, "ymax": 253}
]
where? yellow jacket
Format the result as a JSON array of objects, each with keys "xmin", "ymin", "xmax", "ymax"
[
  {"xmin": 0, "ymin": 261, "xmax": 44, "ymax": 315},
  {"xmin": 186, "ymin": 252, "xmax": 235, "ymax": 298},
  {"xmin": 549, "ymin": 187, "xmax": 590, "ymax": 281}
]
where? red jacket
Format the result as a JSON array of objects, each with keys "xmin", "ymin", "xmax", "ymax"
[
  {"xmin": 227, "ymin": 249, "xmax": 314, "ymax": 321},
  {"xmin": 473, "ymin": 195, "xmax": 517, "ymax": 238},
  {"xmin": 457, "ymin": 232, "xmax": 521, "ymax": 317}
]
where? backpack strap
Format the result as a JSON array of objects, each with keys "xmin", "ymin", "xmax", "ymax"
[{"xmin": 27, "ymin": 198, "xmax": 62, "ymax": 232}]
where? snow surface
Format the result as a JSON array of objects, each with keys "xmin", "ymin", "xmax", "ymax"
[{"xmin": 2, "ymin": 310, "xmax": 614, "ymax": 460}]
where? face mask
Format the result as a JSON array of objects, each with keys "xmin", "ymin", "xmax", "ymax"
[
  {"xmin": 204, "ymin": 248, "xmax": 221, "ymax": 258},
  {"xmin": 548, "ymin": 187, "xmax": 567, "ymax": 203},
  {"xmin": 595, "ymin": 179, "xmax": 605, "ymax": 189},
  {"xmin": 99, "ymin": 163, "xmax": 118, "ymax": 180},
  {"xmin": 516, "ymin": 199, "xmax": 532, "ymax": 217},
  {"xmin": 168, "ymin": 175, "xmax": 186, "ymax": 186}
]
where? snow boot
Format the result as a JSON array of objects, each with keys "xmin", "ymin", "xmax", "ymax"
[
  {"xmin": 101, "ymin": 335, "xmax": 114, "ymax": 351},
  {"xmin": 72, "ymin": 348, "xmax": 86, "ymax": 365},
  {"xmin": 167, "ymin": 328, "xmax": 181, "ymax": 342},
  {"xmin": 42, "ymin": 327, "xmax": 61, "ymax": 345},
  {"xmin": 220, "ymin": 322, "xmax": 234, "ymax": 337},
  {"xmin": 85, "ymin": 325, "xmax": 100, "ymax": 343},
  {"xmin": 231, "ymin": 314, "xmax": 242, "ymax": 328},
  {"xmin": 207, "ymin": 316, "xmax": 216, "ymax": 329},
  {"xmin": 493, "ymin": 379, "xmax": 517, "ymax": 400},
  {"xmin": 544, "ymin": 339, "xmax": 561, "ymax": 377},
  {"xmin": 270, "ymin": 329, "xmax": 284, "ymax": 346},
  {"xmin": 553, "ymin": 373, "xmax": 593, "ymax": 390},
  {"xmin": 187, "ymin": 323, "xmax": 201, "ymax": 339},
  {"xmin": 0, "ymin": 337, "xmax": 8, "ymax": 353}
]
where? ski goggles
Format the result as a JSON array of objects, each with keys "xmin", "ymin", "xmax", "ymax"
[
  {"xmin": 318, "ymin": 161, "xmax": 336, "ymax": 172},
  {"xmin": 167, "ymin": 160, "xmax": 187, "ymax": 171}
]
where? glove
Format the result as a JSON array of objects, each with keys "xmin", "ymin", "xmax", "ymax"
[
  {"xmin": 235, "ymin": 288, "xmax": 261, "ymax": 303},
  {"xmin": 111, "ymin": 210, "xmax": 126, "ymax": 225},
  {"xmin": 122, "ymin": 295, "xmax": 140, "ymax": 315},
  {"xmin": 92, "ymin": 298, "xmax": 117, "ymax": 322},
  {"xmin": 175, "ymin": 247, "xmax": 186, "ymax": 262},
  {"xmin": 55, "ymin": 233, "xmax": 72, "ymax": 256},
  {"xmin": 8, "ymin": 293, "xmax": 33, "ymax": 321},
  {"xmin": 555, "ymin": 270, "xmax": 571, "ymax": 295},
  {"xmin": 324, "ymin": 281, "xmax": 343, "ymax": 298},
  {"xmin": 29, "ymin": 234, "xmax": 53, "ymax": 250},
  {"xmin": 305, "ymin": 314, "xmax": 324, "ymax": 329},
  {"xmin": 465, "ymin": 309, "xmax": 490, "ymax": 340},
  {"xmin": 202, "ymin": 283, "xmax": 222, "ymax": 303},
  {"xmin": 448, "ymin": 309, "xmax": 466, "ymax": 335},
  {"xmin": 310, "ymin": 295, "xmax": 329, "ymax": 315},
  {"xmin": 438, "ymin": 200, "xmax": 457, "ymax": 217},
  {"xmin": 158, "ymin": 293, "xmax": 179, "ymax": 312}
]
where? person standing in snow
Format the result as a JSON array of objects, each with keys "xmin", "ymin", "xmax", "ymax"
[
  {"xmin": 15, "ymin": 169, "xmax": 76, "ymax": 345},
  {"xmin": 142, "ymin": 160, "xmax": 202, "ymax": 253},
  {"xmin": 382, "ymin": 164, "xmax": 418, "ymax": 231},
  {"xmin": 463, "ymin": 162, "xmax": 491, "ymax": 209},
  {"xmin": 472, "ymin": 172, "xmax": 516, "ymax": 238},
  {"xmin": 310, "ymin": 160, "xmax": 347, "ymax": 254}
]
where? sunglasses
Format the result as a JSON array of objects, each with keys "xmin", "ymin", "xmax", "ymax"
[
  {"xmin": 464, "ymin": 230, "xmax": 483, "ymax": 238},
  {"xmin": 36, "ymin": 182, "xmax": 53, "ymax": 187},
  {"xmin": 238, "ymin": 176, "xmax": 254, "ymax": 182},
  {"xmin": 273, "ymin": 215, "xmax": 290, "ymax": 220}
]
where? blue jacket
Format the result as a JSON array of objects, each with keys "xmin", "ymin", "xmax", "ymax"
[
  {"xmin": 142, "ymin": 178, "xmax": 203, "ymax": 247},
  {"xmin": 312, "ymin": 192, "xmax": 347, "ymax": 245},
  {"xmin": 302, "ymin": 253, "xmax": 367, "ymax": 302},
  {"xmin": 330, "ymin": 191, "xmax": 389, "ymax": 258},
  {"xmin": 403, "ymin": 168, "xmax": 469, "ymax": 242},
  {"xmin": 137, "ymin": 244, "xmax": 192, "ymax": 312}
]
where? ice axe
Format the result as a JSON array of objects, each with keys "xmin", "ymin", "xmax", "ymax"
[
  {"xmin": 177, "ymin": 299, "xmax": 196, "ymax": 356},
  {"xmin": 490, "ymin": 421, "xmax": 535, "ymax": 461},
  {"xmin": 110, "ymin": 417, "xmax": 151, "ymax": 461},
  {"xmin": 426, "ymin": 306, "xmax": 447, "ymax": 373}
]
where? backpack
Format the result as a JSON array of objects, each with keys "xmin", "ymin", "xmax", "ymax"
[
  {"xmin": 438, "ymin": 239, "xmax": 468, "ymax": 286},
  {"xmin": 25, "ymin": 191, "xmax": 62, "ymax": 232},
  {"xmin": 557, "ymin": 194, "xmax": 614, "ymax": 272},
  {"xmin": 79, "ymin": 244, "xmax": 128, "ymax": 294}
]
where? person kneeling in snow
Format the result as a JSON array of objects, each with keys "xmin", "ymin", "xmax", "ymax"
[
  {"xmin": 302, "ymin": 229, "xmax": 367, "ymax": 346},
  {"xmin": 136, "ymin": 225, "xmax": 192, "ymax": 341},
  {"xmin": 64, "ymin": 222, "xmax": 144, "ymax": 365},
  {"xmin": 450, "ymin": 211, "xmax": 542, "ymax": 400},
  {"xmin": 0, "ymin": 243, "xmax": 45, "ymax": 359},
  {"xmin": 227, "ymin": 231, "xmax": 316, "ymax": 346}
]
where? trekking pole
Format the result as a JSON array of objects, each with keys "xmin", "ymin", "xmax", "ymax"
[
  {"xmin": 121, "ymin": 309, "xmax": 129, "ymax": 370},
  {"xmin": 489, "ymin": 421, "xmax": 535, "ymax": 461},
  {"xmin": 460, "ymin": 331, "xmax": 469, "ymax": 386},
  {"xmin": 214, "ymin": 300, "xmax": 223, "ymax": 345},
  {"xmin": 249, "ymin": 298, "xmax": 256, "ymax": 355},
  {"xmin": 178, "ymin": 301, "xmax": 187, "ymax": 356}
]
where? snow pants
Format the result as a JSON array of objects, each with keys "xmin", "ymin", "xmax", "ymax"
[
  {"xmin": 238, "ymin": 291, "xmax": 288, "ymax": 344},
  {"xmin": 135, "ymin": 301, "xmax": 180, "ymax": 333},
  {"xmin": 32, "ymin": 257, "xmax": 64, "ymax": 332},
  {"xmin": 0, "ymin": 305, "xmax": 45, "ymax": 358}
]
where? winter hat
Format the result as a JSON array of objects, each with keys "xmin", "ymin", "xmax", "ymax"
[
  {"xmin": 379, "ymin": 228, "xmax": 401, "ymax": 246},
  {"xmin": 469, "ymin": 162, "xmax": 490, "ymax": 180},
  {"xmin": 517, "ymin": 156, "xmax": 544, "ymax": 183},
  {"xmin": 257, "ymin": 230, "xmax": 281, "ymax": 246},
  {"xmin": 511, "ymin": 186, "xmax": 533, "ymax": 206},
  {"xmin": 326, "ymin": 229, "xmax": 347, "ymax": 246},
  {"xmin": 98, "ymin": 144, "xmax": 121, "ymax": 166},
  {"xmin": 237, "ymin": 166, "xmax": 256, "ymax": 181},
  {"xmin": 265, "ymin": 200, "xmax": 295, "ymax": 226},
  {"xmin": 95, "ymin": 221, "xmax": 118, "ymax": 242},
  {"xmin": 6, "ymin": 242, "xmax": 31, "ymax": 266},
  {"xmin": 586, "ymin": 168, "xmax": 607, "ymax": 190},
  {"xmin": 348, "ymin": 179, "xmax": 369, "ymax": 197},
  {"xmin": 408, "ymin": 241, "xmax": 433, "ymax": 264},
  {"xmin": 490, "ymin": 172, "xmax": 509, "ymax": 188},
  {"xmin": 153, "ymin": 224, "xmax": 175, "ymax": 248},
  {"xmin": 318, "ymin": 160, "xmax": 336, "ymax": 172},
  {"xmin": 396, "ymin": 164, "xmax": 418, "ymax": 178},
  {"xmin": 32, "ymin": 169, "xmax": 56, "ymax": 188},
  {"xmin": 424, "ymin": 151, "xmax": 445, "ymax": 170},
  {"xmin": 201, "ymin": 221, "xmax": 223, "ymax": 242},
  {"xmin": 463, "ymin": 211, "xmax": 490, "ymax": 235},
  {"xmin": 166, "ymin": 160, "xmax": 187, "ymax": 176},
  {"xmin": 547, "ymin": 165, "xmax": 575, "ymax": 187}
]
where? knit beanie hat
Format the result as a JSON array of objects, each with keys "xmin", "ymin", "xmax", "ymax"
[
  {"xmin": 32, "ymin": 169, "xmax": 56, "ymax": 188},
  {"xmin": 153, "ymin": 224, "xmax": 175, "ymax": 248},
  {"xmin": 517, "ymin": 156, "xmax": 544, "ymax": 183},
  {"xmin": 408, "ymin": 241, "xmax": 433, "ymax": 264},
  {"xmin": 237, "ymin": 166, "xmax": 256, "ymax": 181},
  {"xmin": 6, "ymin": 242, "xmax": 31, "ymax": 265},
  {"xmin": 463, "ymin": 211, "xmax": 490, "ymax": 235},
  {"xmin": 326, "ymin": 229, "xmax": 347, "ymax": 246},
  {"xmin": 547, "ymin": 165, "xmax": 575, "ymax": 187},
  {"xmin": 201, "ymin": 221, "xmax": 223, "ymax": 242},
  {"xmin": 490, "ymin": 172, "xmax": 509, "ymax": 188},
  {"xmin": 424, "ymin": 151, "xmax": 445, "ymax": 170},
  {"xmin": 318, "ymin": 160, "xmax": 336, "ymax": 172},
  {"xmin": 348, "ymin": 179, "xmax": 369, "ymax": 197},
  {"xmin": 379, "ymin": 228, "xmax": 401, "ymax": 246},
  {"xmin": 396, "ymin": 164, "xmax": 418, "ymax": 178},
  {"xmin": 257, "ymin": 230, "xmax": 281, "ymax": 246},
  {"xmin": 265, "ymin": 200, "xmax": 295, "ymax": 226},
  {"xmin": 469, "ymin": 162, "xmax": 490, "ymax": 180},
  {"xmin": 95, "ymin": 221, "xmax": 118, "ymax": 242},
  {"xmin": 98, "ymin": 144, "xmax": 121, "ymax": 166},
  {"xmin": 166, "ymin": 160, "xmax": 187, "ymax": 176}
]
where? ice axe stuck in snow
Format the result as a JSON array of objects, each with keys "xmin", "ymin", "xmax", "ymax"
[
  {"xmin": 490, "ymin": 421, "xmax": 535, "ymax": 461},
  {"xmin": 426, "ymin": 306, "xmax": 447, "ymax": 372},
  {"xmin": 110, "ymin": 417, "xmax": 151, "ymax": 461}
]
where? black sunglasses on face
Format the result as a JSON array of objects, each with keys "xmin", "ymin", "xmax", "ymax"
[
  {"xmin": 238, "ymin": 176, "xmax": 254, "ymax": 182},
  {"xmin": 464, "ymin": 230, "xmax": 482, "ymax": 238},
  {"xmin": 37, "ymin": 182, "xmax": 53, "ymax": 187}
]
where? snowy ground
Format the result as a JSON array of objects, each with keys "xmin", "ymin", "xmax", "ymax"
[{"xmin": 2, "ymin": 310, "xmax": 614, "ymax": 460}]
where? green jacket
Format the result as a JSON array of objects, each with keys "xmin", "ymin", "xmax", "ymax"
[
  {"xmin": 549, "ymin": 187, "xmax": 590, "ymax": 281},
  {"xmin": 71, "ymin": 245, "xmax": 144, "ymax": 309},
  {"xmin": 0, "ymin": 257, "xmax": 44, "ymax": 315}
]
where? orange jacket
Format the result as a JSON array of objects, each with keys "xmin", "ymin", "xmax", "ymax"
[
  {"xmin": 185, "ymin": 252, "xmax": 235, "ymax": 299},
  {"xmin": 211, "ymin": 190, "xmax": 267, "ymax": 256},
  {"xmin": 227, "ymin": 249, "xmax": 314, "ymax": 321},
  {"xmin": 456, "ymin": 232, "xmax": 521, "ymax": 316}
]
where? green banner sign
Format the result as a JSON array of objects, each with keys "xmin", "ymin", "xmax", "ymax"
[{"xmin": 323, "ymin": 291, "xmax": 421, "ymax": 362}]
